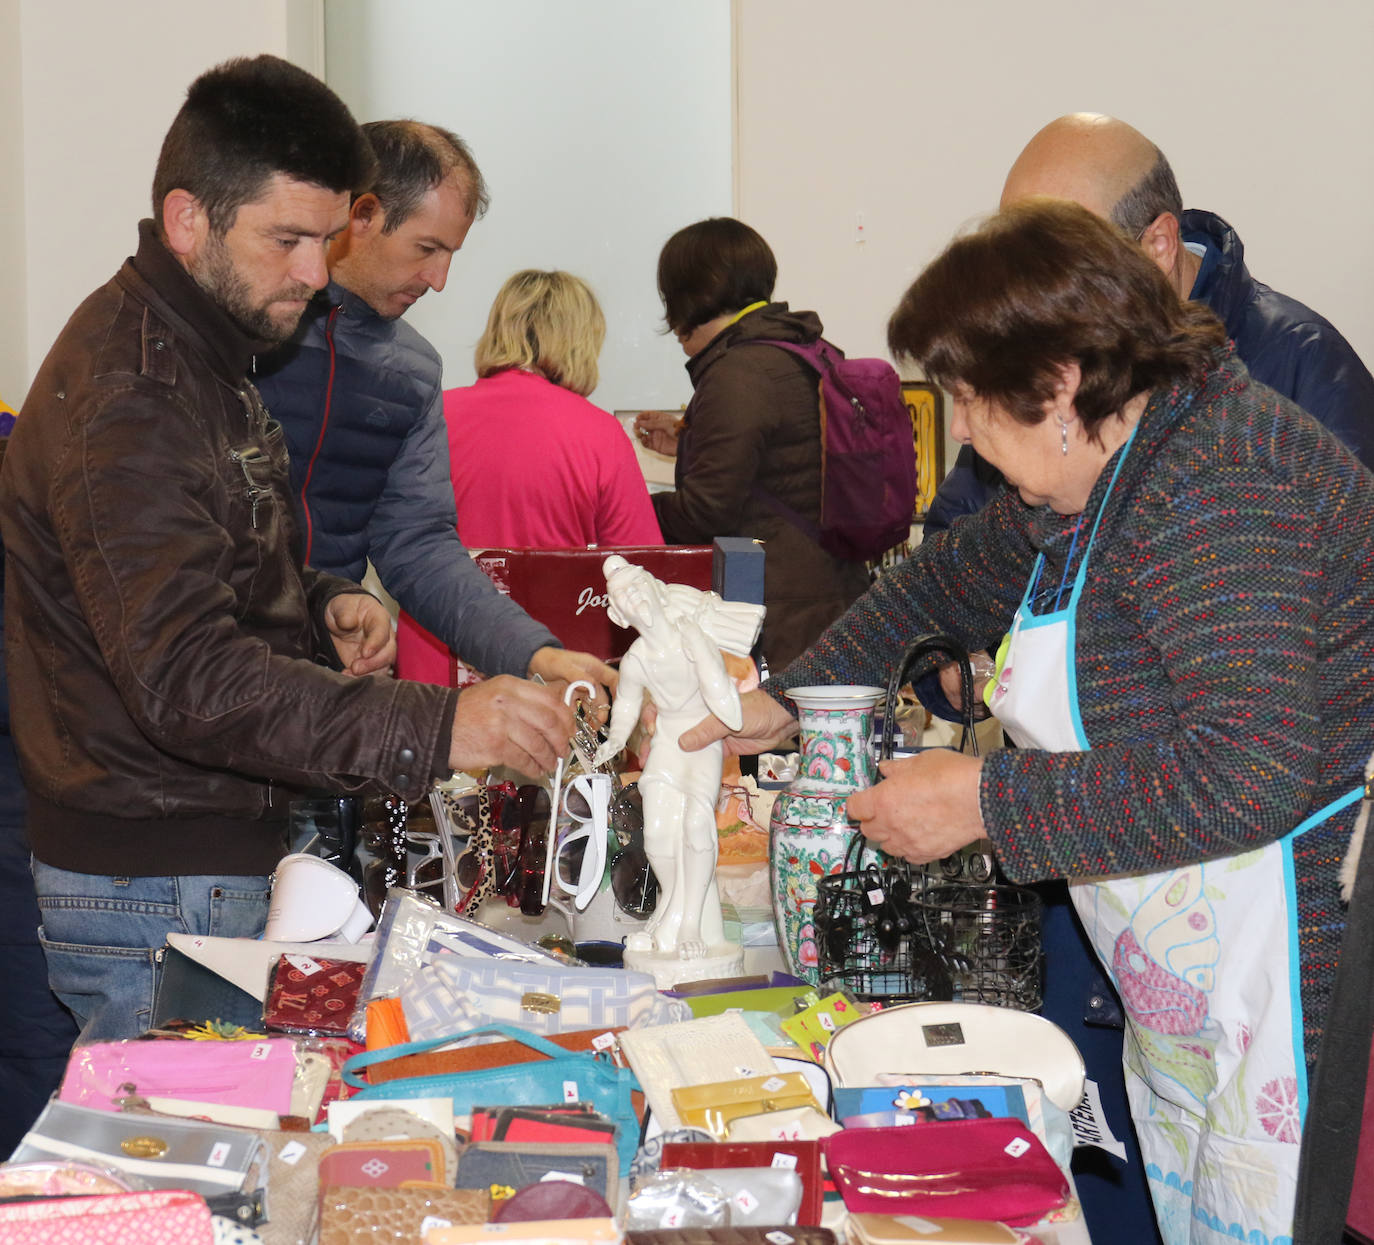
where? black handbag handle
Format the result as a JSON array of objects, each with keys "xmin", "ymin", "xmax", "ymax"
[
  {"xmin": 1292, "ymin": 775, "xmax": 1374, "ymax": 1243},
  {"xmin": 879, "ymin": 633, "xmax": 980, "ymax": 762}
]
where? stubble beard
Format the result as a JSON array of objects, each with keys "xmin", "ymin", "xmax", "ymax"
[{"xmin": 190, "ymin": 234, "xmax": 312, "ymax": 344}]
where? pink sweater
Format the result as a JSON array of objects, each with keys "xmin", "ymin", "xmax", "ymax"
[{"xmin": 395, "ymin": 369, "xmax": 662, "ymax": 684}]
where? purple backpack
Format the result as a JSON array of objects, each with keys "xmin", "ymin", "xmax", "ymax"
[{"xmin": 753, "ymin": 338, "xmax": 917, "ymax": 562}]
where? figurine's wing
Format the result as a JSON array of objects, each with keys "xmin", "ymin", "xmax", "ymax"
[{"xmin": 663, "ymin": 585, "xmax": 765, "ymax": 658}]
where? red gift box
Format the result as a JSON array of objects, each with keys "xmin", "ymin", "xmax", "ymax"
[{"xmin": 473, "ymin": 545, "xmax": 715, "ymax": 662}]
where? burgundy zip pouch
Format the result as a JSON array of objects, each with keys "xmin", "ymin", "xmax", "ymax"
[{"xmin": 824, "ymin": 1119, "xmax": 1069, "ymax": 1227}]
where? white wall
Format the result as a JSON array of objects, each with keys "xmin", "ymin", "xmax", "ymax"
[
  {"xmin": 6, "ymin": 0, "xmax": 322, "ymax": 407},
  {"xmin": 0, "ymin": 1, "xmax": 27, "ymax": 406},
  {"xmin": 736, "ymin": 0, "xmax": 1374, "ymax": 376},
  {"xmin": 322, "ymin": 0, "xmax": 734, "ymax": 412},
  {"xmin": 7, "ymin": 0, "xmax": 1372, "ymax": 413}
]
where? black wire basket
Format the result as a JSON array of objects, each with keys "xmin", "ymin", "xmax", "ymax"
[
  {"xmin": 813, "ymin": 831, "xmax": 932, "ymax": 1003},
  {"xmin": 916, "ymin": 882, "xmax": 1044, "ymax": 1011},
  {"xmin": 812, "ymin": 634, "xmax": 1044, "ymax": 1010}
]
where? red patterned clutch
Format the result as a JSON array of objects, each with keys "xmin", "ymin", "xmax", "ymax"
[{"xmin": 262, "ymin": 954, "xmax": 368, "ymax": 1037}]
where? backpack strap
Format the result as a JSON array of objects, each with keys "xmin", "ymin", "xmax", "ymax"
[{"xmin": 749, "ymin": 483, "xmax": 825, "ymax": 547}]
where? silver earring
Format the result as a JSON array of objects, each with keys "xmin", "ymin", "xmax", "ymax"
[{"xmin": 1060, "ymin": 421, "xmax": 1069, "ymax": 456}]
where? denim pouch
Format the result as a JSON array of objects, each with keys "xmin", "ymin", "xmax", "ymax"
[{"xmin": 455, "ymin": 1141, "xmax": 616, "ymax": 1209}]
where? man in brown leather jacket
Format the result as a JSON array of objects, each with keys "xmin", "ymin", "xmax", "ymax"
[{"xmin": 0, "ymin": 55, "xmax": 573, "ymax": 1042}]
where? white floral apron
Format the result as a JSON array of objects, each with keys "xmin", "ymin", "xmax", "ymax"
[{"xmin": 986, "ymin": 428, "xmax": 1362, "ymax": 1245}]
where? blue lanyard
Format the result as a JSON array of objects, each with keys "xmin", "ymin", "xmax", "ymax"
[{"xmin": 1024, "ymin": 421, "xmax": 1142, "ymax": 618}]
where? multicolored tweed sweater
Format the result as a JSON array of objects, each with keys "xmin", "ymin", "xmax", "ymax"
[{"xmin": 767, "ymin": 348, "xmax": 1374, "ymax": 1064}]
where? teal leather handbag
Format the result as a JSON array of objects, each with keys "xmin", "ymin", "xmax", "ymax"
[{"xmin": 341, "ymin": 1023, "xmax": 640, "ymax": 1174}]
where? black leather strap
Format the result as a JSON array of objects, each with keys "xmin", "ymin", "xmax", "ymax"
[{"xmin": 1292, "ymin": 789, "xmax": 1374, "ymax": 1243}]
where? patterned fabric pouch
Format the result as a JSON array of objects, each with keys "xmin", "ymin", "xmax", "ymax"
[{"xmin": 0, "ymin": 1189, "xmax": 214, "ymax": 1244}]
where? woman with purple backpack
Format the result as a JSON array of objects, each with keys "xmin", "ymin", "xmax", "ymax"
[{"xmin": 639, "ymin": 217, "xmax": 873, "ymax": 674}]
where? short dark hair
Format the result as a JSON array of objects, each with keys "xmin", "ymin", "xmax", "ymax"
[
  {"xmin": 1109, "ymin": 147, "xmax": 1183, "ymax": 240},
  {"xmin": 657, "ymin": 217, "xmax": 777, "ymax": 334},
  {"xmin": 152, "ymin": 55, "xmax": 375, "ymax": 237},
  {"xmin": 887, "ymin": 198, "xmax": 1226, "ymax": 440},
  {"xmin": 362, "ymin": 120, "xmax": 489, "ymax": 230}
]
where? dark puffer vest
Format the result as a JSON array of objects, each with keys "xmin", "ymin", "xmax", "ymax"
[
  {"xmin": 255, "ymin": 283, "xmax": 556, "ymax": 678},
  {"xmin": 257, "ymin": 283, "xmax": 435, "ymax": 579}
]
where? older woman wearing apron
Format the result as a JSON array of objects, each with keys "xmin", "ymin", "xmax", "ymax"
[{"xmin": 687, "ymin": 201, "xmax": 1374, "ymax": 1244}]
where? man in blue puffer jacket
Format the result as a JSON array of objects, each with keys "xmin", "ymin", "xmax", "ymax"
[
  {"xmin": 257, "ymin": 120, "xmax": 612, "ymax": 697},
  {"xmin": 925, "ymin": 112, "xmax": 1374, "ymax": 533}
]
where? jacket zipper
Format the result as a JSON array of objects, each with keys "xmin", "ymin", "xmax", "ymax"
[
  {"xmin": 229, "ymin": 446, "xmax": 271, "ymax": 529},
  {"xmin": 233, "ymin": 384, "xmax": 278, "ymax": 814},
  {"xmin": 298, "ymin": 304, "xmax": 342, "ymax": 565}
]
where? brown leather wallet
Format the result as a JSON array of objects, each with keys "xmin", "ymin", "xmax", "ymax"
[
  {"xmin": 626, "ymin": 1230, "xmax": 836, "ymax": 1245},
  {"xmin": 367, "ymin": 1027, "xmax": 627, "ymax": 1083},
  {"xmin": 319, "ymin": 1185, "xmax": 489, "ymax": 1245}
]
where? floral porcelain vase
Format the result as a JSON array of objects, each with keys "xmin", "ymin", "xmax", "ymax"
[{"xmin": 769, "ymin": 684, "xmax": 883, "ymax": 982}]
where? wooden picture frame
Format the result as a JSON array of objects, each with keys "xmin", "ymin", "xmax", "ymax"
[{"xmin": 901, "ymin": 381, "xmax": 946, "ymax": 521}]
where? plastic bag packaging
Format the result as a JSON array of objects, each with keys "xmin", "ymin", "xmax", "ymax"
[
  {"xmin": 624, "ymin": 1169, "xmax": 730, "ymax": 1231},
  {"xmin": 348, "ymin": 888, "xmax": 560, "ymax": 1040},
  {"xmin": 0, "ymin": 1159, "xmax": 137, "ymax": 1198}
]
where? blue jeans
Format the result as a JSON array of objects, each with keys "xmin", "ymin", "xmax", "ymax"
[{"xmin": 32, "ymin": 862, "xmax": 271, "ymax": 1042}]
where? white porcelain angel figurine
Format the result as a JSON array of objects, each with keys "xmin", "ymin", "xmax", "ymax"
[{"xmin": 591, "ymin": 555, "xmax": 764, "ymax": 960}]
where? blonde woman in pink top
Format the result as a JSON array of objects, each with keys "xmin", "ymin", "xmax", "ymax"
[{"xmin": 396, "ymin": 270, "xmax": 662, "ymax": 684}]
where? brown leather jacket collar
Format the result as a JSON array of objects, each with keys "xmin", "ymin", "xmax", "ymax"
[{"xmin": 120, "ymin": 219, "xmax": 265, "ymax": 384}]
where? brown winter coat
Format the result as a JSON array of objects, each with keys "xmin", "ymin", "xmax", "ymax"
[
  {"xmin": 652, "ymin": 303, "xmax": 870, "ymax": 673},
  {"xmin": 0, "ymin": 222, "xmax": 457, "ymax": 877}
]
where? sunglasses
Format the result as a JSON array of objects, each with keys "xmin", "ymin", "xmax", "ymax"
[
  {"xmin": 606, "ymin": 783, "xmax": 658, "ymax": 918},
  {"xmin": 543, "ymin": 778, "xmax": 657, "ymax": 923},
  {"xmin": 406, "ymin": 791, "xmax": 465, "ymax": 911},
  {"xmin": 406, "ymin": 783, "xmax": 519, "ymax": 915},
  {"xmin": 438, "ymin": 782, "xmax": 549, "ymax": 916},
  {"xmin": 547, "ymin": 773, "xmax": 612, "ymax": 911}
]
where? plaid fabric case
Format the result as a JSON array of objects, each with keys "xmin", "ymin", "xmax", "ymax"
[{"xmin": 400, "ymin": 956, "xmax": 686, "ymax": 1041}]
